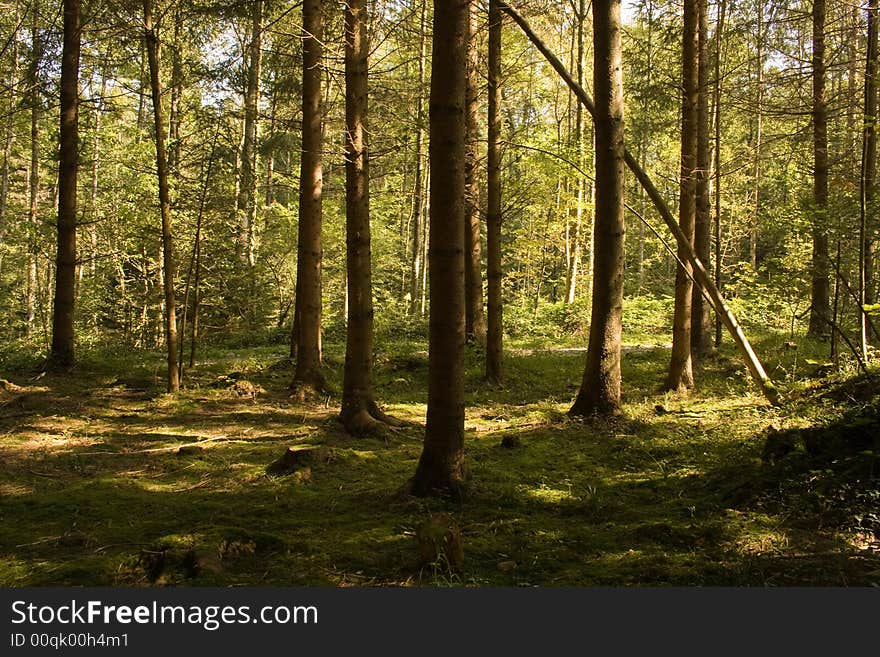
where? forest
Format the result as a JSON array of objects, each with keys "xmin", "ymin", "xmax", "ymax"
[{"xmin": 0, "ymin": 0, "xmax": 878, "ymax": 587}]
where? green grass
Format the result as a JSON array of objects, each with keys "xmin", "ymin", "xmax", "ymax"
[{"xmin": 0, "ymin": 333, "xmax": 877, "ymax": 587}]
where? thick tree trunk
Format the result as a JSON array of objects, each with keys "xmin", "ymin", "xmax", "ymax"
[
  {"xmin": 143, "ymin": 0, "xmax": 179, "ymax": 393},
  {"xmin": 861, "ymin": 0, "xmax": 878, "ymax": 356},
  {"xmin": 486, "ymin": 0, "xmax": 504, "ymax": 384},
  {"xmin": 808, "ymin": 0, "xmax": 831, "ymax": 339},
  {"xmin": 667, "ymin": 0, "xmax": 699, "ymax": 392},
  {"xmin": 569, "ymin": 0, "xmax": 625, "ymax": 417},
  {"xmin": 292, "ymin": 0, "xmax": 325, "ymax": 393},
  {"xmin": 692, "ymin": 0, "xmax": 712, "ymax": 356},
  {"xmin": 464, "ymin": 1, "xmax": 486, "ymax": 345},
  {"xmin": 409, "ymin": 0, "xmax": 469, "ymax": 497},
  {"xmin": 49, "ymin": 0, "xmax": 80, "ymax": 369}
]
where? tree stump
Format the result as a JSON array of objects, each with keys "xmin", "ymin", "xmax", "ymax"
[
  {"xmin": 266, "ymin": 446, "xmax": 330, "ymax": 476},
  {"xmin": 416, "ymin": 512, "xmax": 464, "ymax": 570}
]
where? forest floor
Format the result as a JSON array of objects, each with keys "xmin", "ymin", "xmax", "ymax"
[{"xmin": 0, "ymin": 334, "xmax": 878, "ymax": 586}]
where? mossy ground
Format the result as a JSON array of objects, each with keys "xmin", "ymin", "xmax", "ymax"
[{"xmin": 0, "ymin": 334, "xmax": 877, "ymax": 586}]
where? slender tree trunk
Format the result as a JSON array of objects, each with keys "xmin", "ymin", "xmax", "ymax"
[
  {"xmin": 808, "ymin": 0, "xmax": 831, "ymax": 339},
  {"xmin": 861, "ymin": 0, "xmax": 878, "ymax": 357},
  {"xmin": 168, "ymin": 12, "xmax": 182, "ymax": 175},
  {"xmin": 565, "ymin": 0, "xmax": 587, "ymax": 305},
  {"xmin": 667, "ymin": 0, "xmax": 699, "ymax": 392},
  {"xmin": 486, "ymin": 0, "xmax": 504, "ymax": 384},
  {"xmin": 409, "ymin": 0, "xmax": 469, "ymax": 497},
  {"xmin": 750, "ymin": 3, "xmax": 763, "ymax": 270},
  {"xmin": 713, "ymin": 0, "xmax": 726, "ymax": 348},
  {"xmin": 0, "ymin": 0, "xmax": 20, "ymax": 277},
  {"xmin": 49, "ymin": 0, "xmax": 80, "ymax": 369},
  {"xmin": 410, "ymin": 0, "xmax": 428, "ymax": 316},
  {"xmin": 179, "ymin": 128, "xmax": 218, "ymax": 384},
  {"xmin": 239, "ymin": 0, "xmax": 262, "ymax": 280},
  {"xmin": 86, "ymin": 75, "xmax": 106, "ymax": 280},
  {"xmin": 569, "ymin": 0, "xmax": 625, "ymax": 417},
  {"xmin": 189, "ymin": 222, "xmax": 202, "ymax": 369},
  {"xmin": 692, "ymin": 0, "xmax": 712, "ymax": 356},
  {"xmin": 292, "ymin": 0, "xmax": 325, "ymax": 393},
  {"xmin": 464, "ymin": 1, "xmax": 486, "ymax": 344},
  {"xmin": 27, "ymin": 4, "xmax": 41, "ymax": 338},
  {"xmin": 637, "ymin": 0, "xmax": 655, "ymax": 296},
  {"xmin": 143, "ymin": 0, "xmax": 179, "ymax": 393}
]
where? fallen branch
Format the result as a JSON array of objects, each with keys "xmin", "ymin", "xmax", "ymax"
[{"xmin": 497, "ymin": 0, "xmax": 780, "ymax": 406}]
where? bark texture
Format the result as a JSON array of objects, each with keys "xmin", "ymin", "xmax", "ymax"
[
  {"xmin": 410, "ymin": 0, "xmax": 469, "ymax": 496},
  {"xmin": 666, "ymin": 0, "xmax": 699, "ymax": 392},
  {"xmin": 809, "ymin": 0, "xmax": 831, "ymax": 338},
  {"xmin": 50, "ymin": 0, "xmax": 80, "ymax": 369},
  {"xmin": 569, "ymin": 0, "xmax": 625, "ymax": 417},
  {"xmin": 486, "ymin": 0, "xmax": 504, "ymax": 384},
  {"xmin": 292, "ymin": 0, "xmax": 326, "ymax": 393}
]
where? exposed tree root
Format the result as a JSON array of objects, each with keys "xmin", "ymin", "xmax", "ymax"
[{"xmin": 340, "ymin": 400, "xmax": 408, "ymax": 437}]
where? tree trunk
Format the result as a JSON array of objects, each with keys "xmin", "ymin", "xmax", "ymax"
[
  {"xmin": 464, "ymin": 1, "xmax": 486, "ymax": 345},
  {"xmin": 565, "ymin": 0, "xmax": 587, "ymax": 305},
  {"xmin": 569, "ymin": 0, "xmax": 625, "ymax": 417},
  {"xmin": 339, "ymin": 0, "xmax": 401, "ymax": 434},
  {"xmin": 486, "ymin": 0, "xmax": 504, "ymax": 384},
  {"xmin": 49, "ymin": 0, "xmax": 80, "ymax": 369},
  {"xmin": 750, "ymin": 3, "xmax": 763, "ymax": 270},
  {"xmin": 292, "ymin": 0, "xmax": 325, "ymax": 394},
  {"xmin": 713, "ymin": 0, "xmax": 726, "ymax": 348},
  {"xmin": 0, "ymin": 0, "xmax": 20, "ymax": 279},
  {"xmin": 808, "ymin": 0, "xmax": 831, "ymax": 339},
  {"xmin": 27, "ymin": 4, "xmax": 41, "ymax": 338},
  {"xmin": 239, "ymin": 0, "xmax": 262, "ymax": 279},
  {"xmin": 692, "ymin": 0, "xmax": 712, "ymax": 356},
  {"xmin": 168, "ymin": 12, "xmax": 182, "ymax": 174},
  {"xmin": 861, "ymin": 0, "xmax": 878, "ymax": 357},
  {"xmin": 143, "ymin": 0, "xmax": 179, "ymax": 393},
  {"xmin": 409, "ymin": 1, "xmax": 428, "ymax": 317},
  {"xmin": 409, "ymin": 0, "xmax": 469, "ymax": 497},
  {"xmin": 667, "ymin": 0, "xmax": 699, "ymax": 392}
]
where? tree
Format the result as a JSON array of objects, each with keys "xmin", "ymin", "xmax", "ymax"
[
  {"xmin": 564, "ymin": 0, "xmax": 588, "ymax": 306},
  {"xmin": 860, "ymin": 0, "xmax": 878, "ymax": 357},
  {"xmin": 691, "ymin": 0, "xmax": 712, "ymax": 356},
  {"xmin": 408, "ymin": 0, "xmax": 429, "ymax": 317},
  {"xmin": 464, "ymin": 0, "xmax": 486, "ymax": 345},
  {"xmin": 339, "ymin": 0, "xmax": 403, "ymax": 435},
  {"xmin": 569, "ymin": 0, "xmax": 625, "ymax": 417},
  {"xmin": 486, "ymin": 0, "xmax": 504, "ymax": 384},
  {"xmin": 291, "ymin": 0, "xmax": 325, "ymax": 394},
  {"xmin": 808, "ymin": 0, "xmax": 830, "ymax": 339},
  {"xmin": 49, "ymin": 0, "xmax": 80, "ymax": 369},
  {"xmin": 666, "ymin": 0, "xmax": 699, "ymax": 392},
  {"xmin": 143, "ymin": 0, "xmax": 179, "ymax": 392},
  {"xmin": 27, "ymin": 0, "xmax": 41, "ymax": 338},
  {"xmin": 409, "ymin": 0, "xmax": 470, "ymax": 496},
  {"xmin": 238, "ymin": 0, "xmax": 262, "ymax": 296}
]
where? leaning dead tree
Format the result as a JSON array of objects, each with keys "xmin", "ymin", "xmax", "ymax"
[{"xmin": 497, "ymin": 0, "xmax": 780, "ymax": 405}]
